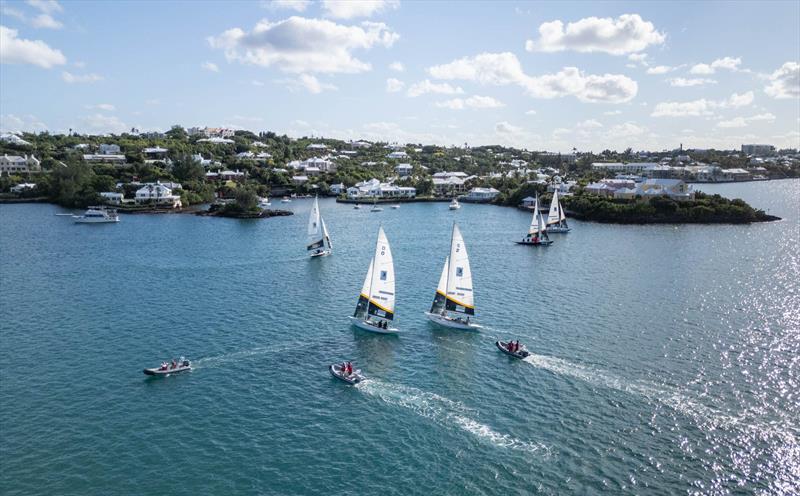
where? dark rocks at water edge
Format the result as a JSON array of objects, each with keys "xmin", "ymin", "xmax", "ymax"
[{"xmin": 195, "ymin": 207, "xmax": 293, "ymax": 219}]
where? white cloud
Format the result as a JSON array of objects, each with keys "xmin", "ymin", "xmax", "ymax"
[
  {"xmin": 26, "ymin": 0, "xmax": 63, "ymax": 14},
  {"xmin": 525, "ymin": 109, "xmax": 537, "ymax": 115},
  {"xmin": 62, "ymin": 71, "xmax": 103, "ymax": 83},
  {"xmin": 652, "ymin": 91, "xmax": 753, "ymax": 117},
  {"xmin": 576, "ymin": 119, "xmax": 602, "ymax": 129},
  {"xmin": 645, "ymin": 65, "xmax": 672, "ymax": 75},
  {"xmin": 667, "ymin": 77, "xmax": 716, "ymax": 87},
  {"xmin": 0, "ymin": 113, "xmax": 47, "ymax": 133},
  {"xmin": 764, "ymin": 61, "xmax": 799, "ymax": 99},
  {"xmin": 208, "ymin": 16, "xmax": 398, "ymax": 74},
  {"xmin": 389, "ymin": 61, "xmax": 404, "ymax": 72},
  {"xmin": 690, "ymin": 56, "xmax": 741, "ymax": 74},
  {"xmin": 1, "ymin": 6, "xmax": 26, "ymax": 21},
  {"xmin": 262, "ymin": 0, "xmax": 311, "ymax": 12},
  {"xmin": 525, "ymin": 14, "xmax": 665, "ymax": 55},
  {"xmin": 428, "ymin": 52, "xmax": 637, "ymax": 103},
  {"xmin": 251, "ymin": 79, "xmax": 265, "ymax": 86},
  {"xmin": 386, "ymin": 77, "xmax": 404, "ymax": 92},
  {"xmin": 80, "ymin": 113, "xmax": 127, "ymax": 134},
  {"xmin": 322, "ymin": 0, "xmax": 399, "ymax": 19},
  {"xmin": 495, "ymin": 121, "xmax": 522, "ymax": 134},
  {"xmin": 85, "ymin": 103, "xmax": 115, "ymax": 111},
  {"xmin": 201, "ymin": 61, "xmax": 219, "ymax": 72},
  {"xmin": 604, "ymin": 110, "xmax": 622, "ymax": 115},
  {"xmin": 717, "ymin": 113, "xmax": 775, "ymax": 128},
  {"xmin": 726, "ymin": 91, "xmax": 753, "ymax": 107},
  {"xmin": 436, "ymin": 95, "xmax": 505, "ymax": 110},
  {"xmin": 628, "ymin": 53, "xmax": 648, "ymax": 65},
  {"xmin": 31, "ymin": 13, "xmax": 61, "ymax": 29},
  {"xmin": 607, "ymin": 121, "xmax": 645, "ymax": 138},
  {"xmin": 278, "ymin": 73, "xmax": 337, "ymax": 93},
  {"xmin": 0, "ymin": 25, "xmax": 66, "ymax": 68},
  {"xmin": 407, "ymin": 79, "xmax": 464, "ymax": 97}
]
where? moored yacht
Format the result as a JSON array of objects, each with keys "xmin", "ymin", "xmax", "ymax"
[
  {"xmin": 449, "ymin": 198, "xmax": 461, "ymax": 210},
  {"xmin": 73, "ymin": 206, "xmax": 119, "ymax": 224}
]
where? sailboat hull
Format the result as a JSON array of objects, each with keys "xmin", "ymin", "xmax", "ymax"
[
  {"xmin": 349, "ymin": 316, "xmax": 399, "ymax": 334},
  {"xmin": 516, "ymin": 239, "xmax": 553, "ymax": 246},
  {"xmin": 547, "ymin": 226, "xmax": 570, "ymax": 233},
  {"xmin": 310, "ymin": 250, "xmax": 331, "ymax": 258},
  {"xmin": 424, "ymin": 312, "xmax": 481, "ymax": 330}
]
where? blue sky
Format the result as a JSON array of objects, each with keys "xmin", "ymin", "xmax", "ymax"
[{"xmin": 1, "ymin": 0, "xmax": 798, "ymax": 152}]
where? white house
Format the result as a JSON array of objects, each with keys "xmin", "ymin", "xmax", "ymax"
[
  {"xmin": 386, "ymin": 151, "xmax": 408, "ymax": 160},
  {"xmin": 143, "ymin": 146, "xmax": 170, "ymax": 165},
  {"xmin": 464, "ymin": 187, "xmax": 499, "ymax": 202},
  {"xmin": 83, "ymin": 154, "xmax": 127, "ymax": 165},
  {"xmin": 395, "ymin": 163, "xmax": 413, "ymax": 176},
  {"xmin": 592, "ymin": 162, "xmax": 659, "ymax": 174},
  {"xmin": 288, "ymin": 157, "xmax": 336, "ymax": 173},
  {"xmin": 350, "ymin": 141, "xmax": 371, "ymax": 149},
  {"xmin": 330, "ymin": 183, "xmax": 345, "ymax": 195},
  {"xmin": 100, "ymin": 192, "xmax": 124, "ymax": 204},
  {"xmin": 99, "ymin": 144, "xmax": 121, "ymax": 155},
  {"xmin": 547, "ymin": 181, "xmax": 577, "ymax": 196},
  {"xmin": 307, "ymin": 143, "xmax": 327, "ymax": 150},
  {"xmin": 292, "ymin": 175, "xmax": 309, "ymax": 185},
  {"xmin": 346, "ymin": 178, "xmax": 415, "ymax": 199},
  {"xmin": 635, "ymin": 179, "xmax": 694, "ymax": 200},
  {"xmin": 135, "ymin": 183, "xmax": 182, "ymax": 208},
  {"xmin": 188, "ymin": 127, "xmax": 235, "ymax": 138},
  {"xmin": 197, "ymin": 137, "xmax": 235, "ymax": 145},
  {"xmin": 0, "ymin": 154, "xmax": 41, "ymax": 175},
  {"xmin": 0, "ymin": 133, "xmax": 31, "ymax": 146},
  {"xmin": 192, "ymin": 153, "xmax": 221, "ymax": 168},
  {"xmin": 10, "ymin": 182, "xmax": 36, "ymax": 193},
  {"xmin": 432, "ymin": 172, "xmax": 470, "ymax": 196}
]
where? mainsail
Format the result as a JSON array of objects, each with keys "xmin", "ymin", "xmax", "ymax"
[
  {"xmin": 528, "ymin": 195, "xmax": 542, "ymax": 234},
  {"xmin": 445, "ymin": 223, "xmax": 475, "ymax": 315},
  {"xmin": 547, "ymin": 190, "xmax": 561, "ymax": 226},
  {"xmin": 306, "ymin": 196, "xmax": 330, "ymax": 253},
  {"xmin": 354, "ymin": 227, "xmax": 395, "ymax": 320},
  {"xmin": 429, "ymin": 256, "xmax": 448, "ymax": 313}
]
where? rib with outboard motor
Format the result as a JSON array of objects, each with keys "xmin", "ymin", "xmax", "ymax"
[
  {"xmin": 425, "ymin": 222, "xmax": 481, "ymax": 330},
  {"xmin": 143, "ymin": 357, "xmax": 191, "ymax": 376},
  {"xmin": 349, "ymin": 226, "xmax": 398, "ymax": 334},
  {"xmin": 307, "ymin": 196, "xmax": 332, "ymax": 257}
]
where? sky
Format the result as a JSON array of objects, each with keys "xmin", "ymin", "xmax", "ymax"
[{"xmin": 1, "ymin": 0, "xmax": 799, "ymax": 152}]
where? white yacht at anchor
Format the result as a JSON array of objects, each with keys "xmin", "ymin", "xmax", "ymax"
[{"xmin": 73, "ymin": 206, "xmax": 119, "ymax": 224}]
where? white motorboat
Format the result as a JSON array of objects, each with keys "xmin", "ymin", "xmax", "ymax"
[
  {"xmin": 350, "ymin": 226, "xmax": 398, "ymax": 334},
  {"xmin": 391, "ymin": 205, "xmax": 400, "ymax": 209},
  {"xmin": 546, "ymin": 190, "xmax": 571, "ymax": 233},
  {"xmin": 370, "ymin": 200, "xmax": 383, "ymax": 212},
  {"xmin": 258, "ymin": 197, "xmax": 272, "ymax": 208},
  {"xmin": 354, "ymin": 204, "xmax": 362, "ymax": 210},
  {"xmin": 307, "ymin": 196, "xmax": 332, "ymax": 257},
  {"xmin": 449, "ymin": 199, "xmax": 461, "ymax": 210},
  {"xmin": 281, "ymin": 197, "xmax": 291, "ymax": 203},
  {"xmin": 424, "ymin": 222, "xmax": 481, "ymax": 330},
  {"xmin": 143, "ymin": 358, "xmax": 191, "ymax": 376},
  {"xmin": 517, "ymin": 194, "xmax": 553, "ymax": 246},
  {"xmin": 330, "ymin": 363, "xmax": 364, "ymax": 384},
  {"xmin": 73, "ymin": 206, "xmax": 119, "ymax": 224}
]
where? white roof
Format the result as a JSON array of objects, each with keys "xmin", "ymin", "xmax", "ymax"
[{"xmin": 143, "ymin": 147, "xmax": 168, "ymax": 153}]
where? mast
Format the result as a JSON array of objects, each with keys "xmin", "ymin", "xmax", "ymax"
[
  {"xmin": 365, "ymin": 226, "xmax": 381, "ymax": 320},
  {"xmin": 444, "ymin": 221, "xmax": 455, "ymax": 314}
]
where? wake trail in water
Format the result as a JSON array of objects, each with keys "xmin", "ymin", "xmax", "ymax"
[
  {"xmin": 194, "ymin": 341, "xmax": 301, "ymax": 368},
  {"xmin": 522, "ymin": 354, "xmax": 794, "ymax": 441},
  {"xmin": 356, "ymin": 379, "xmax": 550, "ymax": 456}
]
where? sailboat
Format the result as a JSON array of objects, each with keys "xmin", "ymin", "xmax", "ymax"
[
  {"xmin": 349, "ymin": 226, "xmax": 398, "ymax": 334},
  {"xmin": 307, "ymin": 196, "xmax": 332, "ymax": 257},
  {"xmin": 424, "ymin": 223, "xmax": 481, "ymax": 330},
  {"xmin": 516, "ymin": 194, "xmax": 553, "ymax": 246},
  {"xmin": 370, "ymin": 198, "xmax": 383, "ymax": 212},
  {"xmin": 546, "ymin": 190, "xmax": 570, "ymax": 233}
]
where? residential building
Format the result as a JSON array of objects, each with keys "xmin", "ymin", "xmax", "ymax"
[
  {"xmin": 346, "ymin": 178, "xmax": 416, "ymax": 199},
  {"xmin": 10, "ymin": 182, "xmax": 36, "ymax": 193},
  {"xmin": 547, "ymin": 181, "xmax": 577, "ymax": 195},
  {"xmin": 135, "ymin": 183, "xmax": 182, "ymax": 208},
  {"xmin": 395, "ymin": 163, "xmax": 413, "ymax": 176},
  {"xmin": 0, "ymin": 154, "xmax": 41, "ymax": 175},
  {"xmin": 188, "ymin": 127, "xmax": 235, "ymax": 138},
  {"xmin": 197, "ymin": 137, "xmax": 234, "ymax": 145},
  {"xmin": 292, "ymin": 175, "xmax": 309, "ymax": 185},
  {"xmin": 719, "ymin": 168, "xmax": 752, "ymax": 181},
  {"xmin": 386, "ymin": 151, "xmax": 408, "ymax": 160},
  {"xmin": 635, "ymin": 179, "xmax": 694, "ymax": 200},
  {"xmin": 99, "ymin": 144, "xmax": 121, "ymax": 155},
  {"xmin": 592, "ymin": 162, "xmax": 659, "ymax": 174},
  {"xmin": 100, "ymin": 192, "xmax": 124, "ymax": 204},
  {"xmin": 350, "ymin": 141, "xmax": 371, "ymax": 149},
  {"xmin": 192, "ymin": 153, "xmax": 220, "ymax": 168},
  {"xmin": 330, "ymin": 183, "xmax": 345, "ymax": 195},
  {"xmin": 0, "ymin": 133, "xmax": 31, "ymax": 146},
  {"xmin": 463, "ymin": 187, "xmax": 499, "ymax": 202},
  {"xmin": 307, "ymin": 143, "xmax": 327, "ymax": 150},
  {"xmin": 83, "ymin": 154, "xmax": 127, "ymax": 165},
  {"xmin": 520, "ymin": 196, "xmax": 537, "ymax": 207},
  {"xmin": 143, "ymin": 147, "xmax": 170, "ymax": 165},
  {"xmin": 741, "ymin": 144, "xmax": 775, "ymax": 156}
]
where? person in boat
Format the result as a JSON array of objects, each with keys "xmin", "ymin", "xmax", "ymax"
[
  {"xmin": 171, "ymin": 359, "xmax": 177, "ymax": 369},
  {"xmin": 532, "ymin": 234, "xmax": 539, "ymax": 244},
  {"xmin": 346, "ymin": 362, "xmax": 353, "ymax": 375}
]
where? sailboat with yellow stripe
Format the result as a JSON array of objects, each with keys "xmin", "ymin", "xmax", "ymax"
[
  {"xmin": 425, "ymin": 222, "xmax": 481, "ymax": 330},
  {"xmin": 349, "ymin": 226, "xmax": 398, "ymax": 334}
]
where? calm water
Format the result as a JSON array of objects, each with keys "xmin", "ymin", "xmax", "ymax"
[{"xmin": 1, "ymin": 179, "xmax": 798, "ymax": 495}]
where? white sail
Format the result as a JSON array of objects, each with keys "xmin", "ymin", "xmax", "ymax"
[
  {"xmin": 429, "ymin": 256, "xmax": 448, "ymax": 313},
  {"xmin": 528, "ymin": 196, "xmax": 540, "ymax": 234},
  {"xmin": 446, "ymin": 224, "xmax": 474, "ymax": 314},
  {"xmin": 368, "ymin": 227, "xmax": 395, "ymax": 318},
  {"xmin": 547, "ymin": 190, "xmax": 560, "ymax": 225},
  {"xmin": 321, "ymin": 217, "xmax": 332, "ymax": 250},
  {"xmin": 537, "ymin": 202, "xmax": 547, "ymax": 235},
  {"xmin": 559, "ymin": 198, "xmax": 567, "ymax": 223},
  {"xmin": 308, "ymin": 196, "xmax": 321, "ymax": 237},
  {"xmin": 360, "ymin": 258, "xmax": 374, "ymax": 299}
]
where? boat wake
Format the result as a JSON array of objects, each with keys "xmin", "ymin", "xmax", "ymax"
[
  {"xmin": 194, "ymin": 342, "xmax": 300, "ymax": 368},
  {"xmin": 357, "ymin": 379, "xmax": 549, "ymax": 456},
  {"xmin": 521, "ymin": 354, "xmax": 793, "ymax": 440}
]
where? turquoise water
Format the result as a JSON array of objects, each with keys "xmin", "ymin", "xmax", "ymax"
[{"xmin": 1, "ymin": 179, "xmax": 798, "ymax": 495}]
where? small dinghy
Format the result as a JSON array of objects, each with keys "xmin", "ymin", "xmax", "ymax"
[
  {"xmin": 143, "ymin": 357, "xmax": 191, "ymax": 376},
  {"xmin": 496, "ymin": 341, "xmax": 529, "ymax": 359},
  {"xmin": 329, "ymin": 363, "xmax": 364, "ymax": 384}
]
